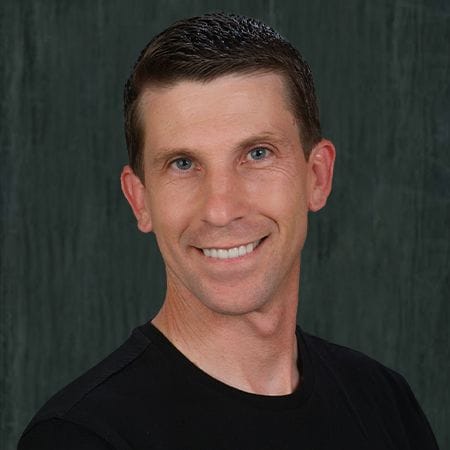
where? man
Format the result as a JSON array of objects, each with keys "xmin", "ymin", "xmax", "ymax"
[{"xmin": 19, "ymin": 12, "xmax": 438, "ymax": 450}]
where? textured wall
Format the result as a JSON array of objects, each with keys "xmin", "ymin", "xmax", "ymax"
[{"xmin": 1, "ymin": 1, "xmax": 448, "ymax": 449}]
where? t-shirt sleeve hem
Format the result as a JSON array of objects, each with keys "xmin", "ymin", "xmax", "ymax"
[{"xmin": 18, "ymin": 417, "xmax": 117, "ymax": 450}]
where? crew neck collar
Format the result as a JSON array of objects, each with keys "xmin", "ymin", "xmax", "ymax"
[{"xmin": 137, "ymin": 320, "xmax": 316, "ymax": 411}]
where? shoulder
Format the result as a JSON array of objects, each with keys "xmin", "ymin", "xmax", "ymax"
[
  {"xmin": 301, "ymin": 330, "xmax": 413, "ymax": 400},
  {"xmin": 19, "ymin": 324, "xmax": 158, "ymax": 449},
  {"xmin": 301, "ymin": 330, "xmax": 408, "ymax": 387},
  {"xmin": 300, "ymin": 330, "xmax": 439, "ymax": 448}
]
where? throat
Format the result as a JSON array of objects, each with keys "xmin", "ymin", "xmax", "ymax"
[{"xmin": 151, "ymin": 309, "xmax": 300, "ymax": 396}]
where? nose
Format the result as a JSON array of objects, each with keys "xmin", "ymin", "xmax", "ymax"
[{"xmin": 200, "ymin": 168, "xmax": 248, "ymax": 227}]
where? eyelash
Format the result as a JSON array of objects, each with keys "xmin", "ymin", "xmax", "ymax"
[
  {"xmin": 170, "ymin": 157, "xmax": 193, "ymax": 171},
  {"xmin": 169, "ymin": 147, "xmax": 272, "ymax": 172},
  {"xmin": 245, "ymin": 147, "xmax": 271, "ymax": 161}
]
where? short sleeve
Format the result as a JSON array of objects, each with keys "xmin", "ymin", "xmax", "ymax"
[
  {"xmin": 388, "ymin": 370, "xmax": 439, "ymax": 449},
  {"xmin": 18, "ymin": 418, "xmax": 115, "ymax": 450}
]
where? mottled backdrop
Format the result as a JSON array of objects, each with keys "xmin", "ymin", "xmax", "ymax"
[{"xmin": 1, "ymin": 1, "xmax": 449, "ymax": 449}]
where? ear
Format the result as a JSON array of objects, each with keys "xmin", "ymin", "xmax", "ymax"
[
  {"xmin": 120, "ymin": 165, "xmax": 153, "ymax": 233},
  {"xmin": 306, "ymin": 139, "xmax": 336, "ymax": 212}
]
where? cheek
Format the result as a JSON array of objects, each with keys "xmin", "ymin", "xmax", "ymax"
[
  {"xmin": 247, "ymin": 167, "xmax": 308, "ymax": 219},
  {"xmin": 148, "ymin": 184, "xmax": 194, "ymax": 241}
]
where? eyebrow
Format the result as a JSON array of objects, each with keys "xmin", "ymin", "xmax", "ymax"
[{"xmin": 149, "ymin": 131, "xmax": 291, "ymax": 167}]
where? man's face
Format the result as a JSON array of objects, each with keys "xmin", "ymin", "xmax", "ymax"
[{"xmin": 123, "ymin": 72, "xmax": 333, "ymax": 316}]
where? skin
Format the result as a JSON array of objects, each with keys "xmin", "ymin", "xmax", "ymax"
[{"xmin": 121, "ymin": 72, "xmax": 335, "ymax": 395}]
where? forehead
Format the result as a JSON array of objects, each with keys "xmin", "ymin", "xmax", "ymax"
[{"xmin": 138, "ymin": 72, "xmax": 300, "ymax": 155}]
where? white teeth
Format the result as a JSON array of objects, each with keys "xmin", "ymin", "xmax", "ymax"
[{"xmin": 202, "ymin": 239, "xmax": 261, "ymax": 259}]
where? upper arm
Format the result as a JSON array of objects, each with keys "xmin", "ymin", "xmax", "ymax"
[
  {"xmin": 18, "ymin": 418, "xmax": 115, "ymax": 450},
  {"xmin": 387, "ymin": 370, "xmax": 439, "ymax": 450}
]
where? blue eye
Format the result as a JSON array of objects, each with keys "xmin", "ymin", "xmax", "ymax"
[
  {"xmin": 248, "ymin": 147, "xmax": 269, "ymax": 160},
  {"xmin": 172, "ymin": 158, "xmax": 192, "ymax": 170}
]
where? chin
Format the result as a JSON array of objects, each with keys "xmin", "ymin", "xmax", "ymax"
[
  {"xmin": 193, "ymin": 284, "xmax": 275, "ymax": 317},
  {"xmin": 202, "ymin": 301, "xmax": 263, "ymax": 317}
]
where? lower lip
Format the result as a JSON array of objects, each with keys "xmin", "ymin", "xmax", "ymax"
[{"xmin": 197, "ymin": 237, "xmax": 268, "ymax": 263}]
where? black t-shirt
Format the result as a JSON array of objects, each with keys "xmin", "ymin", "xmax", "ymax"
[{"xmin": 18, "ymin": 322, "xmax": 439, "ymax": 449}]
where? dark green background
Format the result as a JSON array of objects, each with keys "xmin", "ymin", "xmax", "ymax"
[{"xmin": 1, "ymin": 1, "xmax": 449, "ymax": 449}]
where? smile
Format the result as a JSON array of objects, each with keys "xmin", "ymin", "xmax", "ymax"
[{"xmin": 202, "ymin": 239, "xmax": 262, "ymax": 260}]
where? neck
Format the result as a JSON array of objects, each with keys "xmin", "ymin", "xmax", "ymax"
[{"xmin": 152, "ymin": 273, "xmax": 301, "ymax": 396}]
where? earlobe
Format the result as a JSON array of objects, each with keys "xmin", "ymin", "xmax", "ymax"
[
  {"xmin": 307, "ymin": 140, "xmax": 336, "ymax": 212},
  {"xmin": 120, "ymin": 165, "xmax": 153, "ymax": 233}
]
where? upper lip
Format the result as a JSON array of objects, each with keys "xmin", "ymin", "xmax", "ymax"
[{"xmin": 195, "ymin": 237, "xmax": 266, "ymax": 250}]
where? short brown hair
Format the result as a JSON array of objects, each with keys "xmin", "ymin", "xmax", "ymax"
[{"xmin": 124, "ymin": 12, "xmax": 322, "ymax": 182}]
